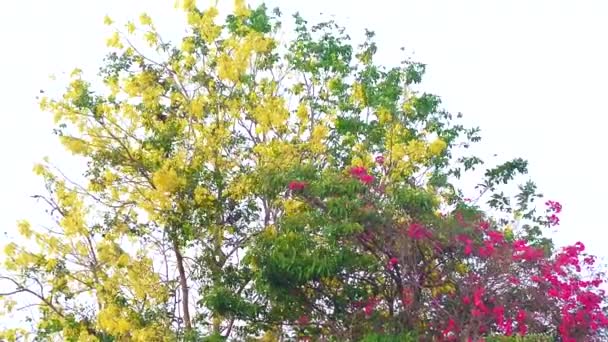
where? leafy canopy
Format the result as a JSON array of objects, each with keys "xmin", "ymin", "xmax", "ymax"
[{"xmin": 1, "ymin": 1, "xmax": 605, "ymax": 341}]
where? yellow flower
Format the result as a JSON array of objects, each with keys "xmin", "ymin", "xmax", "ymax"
[
  {"xmin": 234, "ymin": 0, "xmax": 251, "ymax": 17},
  {"xmin": 352, "ymin": 82, "xmax": 366, "ymax": 106},
  {"xmin": 106, "ymin": 32, "xmax": 123, "ymax": 49},
  {"xmin": 45, "ymin": 258, "xmax": 58, "ymax": 272},
  {"xmin": 139, "ymin": 13, "xmax": 153, "ymax": 26},
  {"xmin": 181, "ymin": 37, "xmax": 195, "ymax": 53},
  {"xmin": 70, "ymin": 68, "xmax": 83, "ymax": 78},
  {"xmin": 181, "ymin": 0, "xmax": 197, "ymax": 11},
  {"xmin": 296, "ymin": 102, "xmax": 309, "ymax": 129},
  {"xmin": 103, "ymin": 15, "xmax": 114, "ymax": 26},
  {"xmin": 126, "ymin": 21, "xmax": 136, "ymax": 34},
  {"xmin": 428, "ymin": 138, "xmax": 447, "ymax": 156},
  {"xmin": 4, "ymin": 242, "xmax": 17, "ymax": 256},
  {"xmin": 152, "ymin": 166, "xmax": 183, "ymax": 193},
  {"xmin": 32, "ymin": 163, "xmax": 46, "ymax": 176},
  {"xmin": 377, "ymin": 107, "xmax": 392, "ymax": 124},
  {"xmin": 116, "ymin": 253, "xmax": 131, "ymax": 268},
  {"xmin": 406, "ymin": 139, "xmax": 428, "ymax": 163},
  {"xmin": 17, "ymin": 220, "xmax": 32, "ymax": 239},
  {"xmin": 310, "ymin": 124, "xmax": 329, "ymax": 153},
  {"xmin": 283, "ymin": 199, "xmax": 304, "ymax": 215},
  {"xmin": 144, "ymin": 31, "xmax": 158, "ymax": 46},
  {"xmin": 194, "ymin": 186, "xmax": 214, "ymax": 206},
  {"xmin": 60, "ymin": 136, "xmax": 89, "ymax": 155}
]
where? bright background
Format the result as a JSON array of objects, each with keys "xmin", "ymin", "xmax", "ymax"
[{"xmin": 1, "ymin": 1, "xmax": 606, "ymax": 262}]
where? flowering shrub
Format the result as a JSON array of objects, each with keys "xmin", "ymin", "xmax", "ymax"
[{"xmin": 262, "ymin": 167, "xmax": 607, "ymax": 340}]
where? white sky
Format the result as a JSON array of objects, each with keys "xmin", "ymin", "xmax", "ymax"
[{"xmin": 1, "ymin": 0, "xmax": 607, "ymax": 262}]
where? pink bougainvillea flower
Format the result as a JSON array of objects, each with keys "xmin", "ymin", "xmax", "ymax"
[
  {"xmin": 504, "ymin": 319, "xmax": 514, "ymax": 336},
  {"xmin": 408, "ymin": 223, "xmax": 431, "ymax": 240},
  {"xmin": 478, "ymin": 220, "xmax": 490, "ymax": 230},
  {"xmin": 518, "ymin": 322, "xmax": 528, "ymax": 336},
  {"xmin": 387, "ymin": 257, "xmax": 399, "ymax": 270},
  {"xmin": 473, "ymin": 287, "xmax": 486, "ymax": 310},
  {"xmin": 359, "ymin": 174, "xmax": 375, "ymax": 185},
  {"xmin": 349, "ymin": 166, "xmax": 367, "ymax": 177},
  {"xmin": 288, "ymin": 180, "xmax": 306, "ymax": 191},
  {"xmin": 546, "ymin": 200, "xmax": 563, "ymax": 213},
  {"xmin": 487, "ymin": 230, "xmax": 504, "ymax": 244},
  {"xmin": 584, "ymin": 255, "xmax": 596, "ymax": 265},
  {"xmin": 442, "ymin": 318, "xmax": 457, "ymax": 337},
  {"xmin": 362, "ymin": 297, "xmax": 378, "ymax": 317},
  {"xmin": 493, "ymin": 306, "xmax": 505, "ymax": 326},
  {"xmin": 548, "ymin": 214, "xmax": 560, "ymax": 226}
]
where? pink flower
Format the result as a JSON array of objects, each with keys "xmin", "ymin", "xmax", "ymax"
[
  {"xmin": 493, "ymin": 306, "xmax": 505, "ymax": 325},
  {"xmin": 363, "ymin": 297, "xmax": 377, "ymax": 317},
  {"xmin": 359, "ymin": 174, "xmax": 375, "ymax": 185},
  {"xmin": 478, "ymin": 243, "xmax": 495, "ymax": 258},
  {"xmin": 388, "ymin": 257, "xmax": 399, "ymax": 269},
  {"xmin": 516, "ymin": 309, "xmax": 527, "ymax": 322},
  {"xmin": 518, "ymin": 323, "xmax": 528, "ymax": 336},
  {"xmin": 408, "ymin": 223, "xmax": 431, "ymax": 240},
  {"xmin": 375, "ymin": 155, "xmax": 385, "ymax": 165},
  {"xmin": 442, "ymin": 318, "xmax": 457, "ymax": 337},
  {"xmin": 288, "ymin": 181, "xmax": 306, "ymax": 191},
  {"xmin": 546, "ymin": 200, "xmax": 563, "ymax": 213},
  {"xmin": 487, "ymin": 230, "xmax": 504, "ymax": 244},
  {"xmin": 348, "ymin": 166, "xmax": 375, "ymax": 185},
  {"xmin": 504, "ymin": 319, "xmax": 513, "ymax": 336},
  {"xmin": 479, "ymin": 221, "xmax": 490, "ymax": 230},
  {"xmin": 473, "ymin": 287, "xmax": 486, "ymax": 310},
  {"xmin": 584, "ymin": 256, "xmax": 596, "ymax": 265},
  {"xmin": 349, "ymin": 166, "xmax": 367, "ymax": 177},
  {"xmin": 548, "ymin": 214, "xmax": 560, "ymax": 226}
]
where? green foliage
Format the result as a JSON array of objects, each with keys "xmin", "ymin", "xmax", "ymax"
[
  {"xmin": 486, "ymin": 334, "xmax": 554, "ymax": 342},
  {"xmin": 360, "ymin": 331, "xmax": 417, "ymax": 342}
]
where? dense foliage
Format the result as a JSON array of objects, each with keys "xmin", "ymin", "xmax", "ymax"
[{"xmin": 1, "ymin": 1, "xmax": 606, "ymax": 341}]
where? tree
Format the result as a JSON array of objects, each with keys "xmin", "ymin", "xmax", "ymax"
[{"xmin": 1, "ymin": 1, "xmax": 606, "ymax": 341}]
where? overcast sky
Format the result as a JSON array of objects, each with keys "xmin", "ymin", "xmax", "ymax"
[{"xmin": 1, "ymin": 1, "xmax": 607, "ymax": 260}]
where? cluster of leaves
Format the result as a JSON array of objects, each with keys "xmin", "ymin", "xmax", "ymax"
[{"xmin": 1, "ymin": 1, "xmax": 606, "ymax": 341}]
